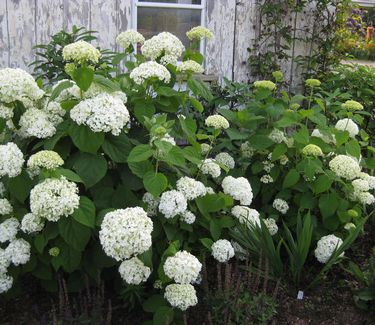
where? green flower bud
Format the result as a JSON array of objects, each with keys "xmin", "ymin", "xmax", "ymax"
[
  {"xmin": 272, "ymin": 71, "xmax": 284, "ymax": 82},
  {"xmin": 49, "ymin": 247, "xmax": 60, "ymax": 257},
  {"xmin": 154, "ymin": 126, "xmax": 167, "ymax": 137},
  {"xmin": 347, "ymin": 209, "xmax": 358, "ymax": 218},
  {"xmin": 305, "ymin": 79, "xmax": 321, "ymax": 88},
  {"xmin": 253, "ymin": 80, "xmax": 276, "ymax": 91},
  {"xmin": 341, "ymin": 100, "xmax": 363, "ymax": 111}
]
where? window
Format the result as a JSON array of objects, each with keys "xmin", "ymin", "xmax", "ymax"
[{"xmin": 133, "ymin": 0, "xmax": 206, "ymax": 51}]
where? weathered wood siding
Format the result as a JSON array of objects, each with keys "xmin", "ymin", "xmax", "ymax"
[{"xmin": 0, "ymin": 0, "xmax": 309, "ymax": 83}]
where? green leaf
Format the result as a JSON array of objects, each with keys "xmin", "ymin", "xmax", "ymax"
[
  {"xmin": 319, "ymin": 193, "xmax": 339, "ymax": 218},
  {"xmin": 143, "ymin": 171, "xmax": 168, "ymax": 197},
  {"xmin": 72, "ymin": 196, "xmax": 96, "ymax": 228},
  {"xmin": 128, "ymin": 160, "xmax": 154, "ymax": 178},
  {"xmin": 133, "ymin": 100, "xmax": 156, "ymax": 124},
  {"xmin": 58, "ymin": 218, "xmax": 91, "ymax": 252},
  {"xmin": 153, "ymin": 306, "xmax": 174, "ymax": 325},
  {"xmin": 189, "ymin": 97, "xmax": 204, "ymax": 113},
  {"xmin": 282, "ymin": 169, "xmax": 300, "ymax": 189},
  {"xmin": 313, "ymin": 175, "xmax": 333, "ymax": 194},
  {"xmin": 293, "ymin": 127, "xmax": 309, "ymax": 144},
  {"xmin": 73, "ymin": 153, "xmax": 108, "ymax": 188},
  {"xmin": 210, "ymin": 219, "xmax": 222, "ymax": 241},
  {"xmin": 226, "ymin": 128, "xmax": 249, "ymax": 140},
  {"xmin": 143, "ymin": 294, "xmax": 167, "ymax": 313},
  {"xmin": 93, "ymin": 75, "xmax": 121, "ymax": 92},
  {"xmin": 102, "ymin": 133, "xmax": 132, "ymax": 163},
  {"xmin": 345, "ymin": 140, "xmax": 361, "ymax": 159},
  {"xmin": 271, "ymin": 143, "xmax": 288, "ymax": 161},
  {"xmin": 8, "ymin": 171, "xmax": 33, "ymax": 203},
  {"xmin": 200, "ymin": 238, "xmax": 214, "ymax": 250},
  {"xmin": 334, "ymin": 130, "xmax": 350, "ymax": 147},
  {"xmin": 163, "ymin": 146, "xmax": 185, "ymax": 167},
  {"xmin": 58, "ymin": 241, "xmax": 82, "ymax": 273},
  {"xmin": 69, "ymin": 123, "xmax": 104, "ymax": 153},
  {"xmin": 49, "ymin": 80, "xmax": 73, "ymax": 102},
  {"xmin": 196, "ymin": 194, "xmax": 226, "ymax": 217},
  {"xmin": 127, "ymin": 144, "xmax": 154, "ymax": 163},
  {"xmin": 56, "ymin": 168, "xmax": 83, "ymax": 183},
  {"xmin": 73, "ymin": 66, "xmax": 94, "ymax": 91},
  {"xmin": 187, "ymin": 78, "xmax": 213, "ymax": 102},
  {"xmin": 34, "ymin": 234, "xmax": 46, "ymax": 254}
]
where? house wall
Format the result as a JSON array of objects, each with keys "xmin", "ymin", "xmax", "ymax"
[{"xmin": 0, "ymin": 0, "xmax": 309, "ymax": 83}]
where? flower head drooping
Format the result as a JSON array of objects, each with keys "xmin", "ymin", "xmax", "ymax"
[
  {"xmin": 211, "ymin": 239, "xmax": 235, "ymax": 263},
  {"xmin": 335, "ymin": 118, "xmax": 359, "ymax": 138},
  {"xmin": 341, "ymin": 100, "xmax": 363, "ymax": 111},
  {"xmin": 199, "ymin": 159, "xmax": 221, "ymax": 178},
  {"xmin": 302, "ymin": 144, "xmax": 323, "ymax": 157},
  {"xmin": 27, "ymin": 150, "xmax": 64, "ymax": 174},
  {"xmin": 130, "ymin": 61, "xmax": 171, "ymax": 85},
  {"xmin": 215, "ymin": 152, "xmax": 235, "ymax": 170},
  {"xmin": 176, "ymin": 177, "xmax": 207, "ymax": 200},
  {"xmin": 0, "ymin": 142, "xmax": 24, "ymax": 178},
  {"xmin": 177, "ymin": 60, "xmax": 204, "ymax": 74},
  {"xmin": 99, "ymin": 207, "xmax": 153, "ymax": 261},
  {"xmin": 70, "ymin": 93, "xmax": 130, "ymax": 136},
  {"xmin": 222, "ymin": 176, "xmax": 253, "ymax": 206},
  {"xmin": 30, "ymin": 177, "xmax": 80, "ymax": 222},
  {"xmin": 180, "ymin": 210, "xmax": 196, "ymax": 224},
  {"xmin": 5, "ymin": 238, "xmax": 31, "ymax": 266},
  {"xmin": 164, "ymin": 251, "xmax": 202, "ymax": 284},
  {"xmin": 20, "ymin": 213, "xmax": 45, "ymax": 234},
  {"xmin": 314, "ymin": 234, "xmax": 344, "ymax": 263},
  {"xmin": 272, "ymin": 198, "xmax": 289, "ymax": 214},
  {"xmin": 141, "ymin": 32, "xmax": 185, "ymax": 61},
  {"xmin": 186, "ymin": 26, "xmax": 213, "ymax": 40},
  {"xmin": 0, "ymin": 218, "xmax": 19, "ymax": 243},
  {"xmin": 62, "ymin": 40, "xmax": 101, "ymax": 64},
  {"xmin": 231, "ymin": 206, "xmax": 260, "ymax": 227},
  {"xmin": 159, "ymin": 190, "xmax": 187, "ymax": 219},
  {"xmin": 118, "ymin": 257, "xmax": 151, "ymax": 285},
  {"xmin": 142, "ymin": 192, "xmax": 160, "ymax": 216},
  {"xmin": 329, "ymin": 155, "xmax": 361, "ymax": 180},
  {"xmin": 205, "ymin": 115, "xmax": 229, "ymax": 129},
  {"xmin": 305, "ymin": 79, "xmax": 321, "ymax": 88},
  {"xmin": 116, "ymin": 30, "xmax": 145, "ymax": 49},
  {"xmin": 253, "ymin": 80, "xmax": 276, "ymax": 91},
  {"xmin": 264, "ymin": 218, "xmax": 278, "ymax": 236},
  {"xmin": 164, "ymin": 284, "xmax": 198, "ymax": 311},
  {"xmin": 0, "ymin": 199, "xmax": 13, "ymax": 216},
  {"xmin": 18, "ymin": 108, "xmax": 56, "ymax": 139},
  {"xmin": 0, "ymin": 68, "xmax": 44, "ymax": 104}
]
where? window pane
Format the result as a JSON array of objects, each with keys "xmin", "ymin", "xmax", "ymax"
[
  {"xmin": 137, "ymin": 7, "xmax": 201, "ymax": 48},
  {"xmin": 138, "ymin": 0, "xmax": 201, "ymax": 4}
]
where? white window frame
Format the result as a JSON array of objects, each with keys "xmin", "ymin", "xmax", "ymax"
[
  {"xmin": 132, "ymin": 0, "xmax": 207, "ymax": 55},
  {"xmin": 353, "ymin": 0, "xmax": 375, "ymax": 7}
]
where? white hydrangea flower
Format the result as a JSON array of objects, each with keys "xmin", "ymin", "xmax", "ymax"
[
  {"xmin": 70, "ymin": 93, "xmax": 130, "ymax": 136},
  {"xmin": 99, "ymin": 207, "xmax": 153, "ymax": 261},
  {"xmin": 272, "ymin": 198, "xmax": 289, "ymax": 214},
  {"xmin": 0, "ymin": 68, "xmax": 44, "ymax": 104},
  {"xmin": 20, "ymin": 213, "xmax": 45, "ymax": 234},
  {"xmin": 264, "ymin": 218, "xmax": 278, "ymax": 236},
  {"xmin": 355, "ymin": 191, "xmax": 375, "ymax": 205},
  {"xmin": 199, "ymin": 159, "xmax": 221, "ymax": 178},
  {"xmin": 205, "ymin": 115, "xmax": 229, "ymax": 129},
  {"xmin": 212, "ymin": 239, "xmax": 235, "ymax": 263},
  {"xmin": 206, "ymin": 187, "xmax": 215, "ymax": 194},
  {"xmin": 176, "ymin": 177, "xmax": 206, "ymax": 200},
  {"xmin": 160, "ymin": 133, "xmax": 176, "ymax": 145},
  {"xmin": 5, "ymin": 238, "xmax": 31, "ymax": 266},
  {"xmin": 215, "ymin": 152, "xmax": 235, "ymax": 169},
  {"xmin": 0, "ymin": 274, "xmax": 13, "ymax": 294},
  {"xmin": 314, "ymin": 234, "xmax": 344, "ymax": 263},
  {"xmin": 180, "ymin": 210, "xmax": 196, "ymax": 224},
  {"xmin": 0, "ymin": 182, "xmax": 5, "ymax": 198},
  {"xmin": 200, "ymin": 143, "xmax": 212, "ymax": 155},
  {"xmin": 177, "ymin": 60, "xmax": 204, "ymax": 73},
  {"xmin": 164, "ymin": 284, "xmax": 198, "ymax": 311},
  {"xmin": 0, "ymin": 199, "xmax": 13, "ymax": 215},
  {"xmin": 231, "ymin": 241, "xmax": 248, "ymax": 261},
  {"xmin": 130, "ymin": 61, "xmax": 171, "ymax": 85},
  {"xmin": 0, "ymin": 218, "xmax": 19, "ymax": 243},
  {"xmin": 262, "ymin": 160, "xmax": 274, "ymax": 173},
  {"xmin": 116, "ymin": 30, "xmax": 145, "ymax": 49},
  {"xmin": 118, "ymin": 257, "xmax": 151, "ymax": 285},
  {"xmin": 358, "ymin": 172, "xmax": 375, "ymax": 190},
  {"xmin": 141, "ymin": 32, "xmax": 185, "ymax": 61},
  {"xmin": 352, "ymin": 179, "xmax": 370, "ymax": 192},
  {"xmin": 27, "ymin": 150, "xmax": 64, "ymax": 175},
  {"xmin": 51, "ymin": 79, "xmax": 81, "ymax": 102},
  {"xmin": 164, "ymin": 251, "xmax": 202, "ymax": 284},
  {"xmin": 142, "ymin": 192, "xmax": 160, "ymax": 216},
  {"xmin": 329, "ymin": 155, "xmax": 361, "ymax": 180},
  {"xmin": 335, "ymin": 118, "xmax": 359, "ymax": 138},
  {"xmin": 311, "ymin": 129, "xmax": 335, "ymax": 144},
  {"xmin": 30, "ymin": 177, "xmax": 80, "ymax": 222},
  {"xmin": 222, "ymin": 176, "xmax": 253, "ymax": 206},
  {"xmin": 62, "ymin": 40, "xmax": 101, "ymax": 64},
  {"xmin": 0, "ymin": 142, "xmax": 24, "ymax": 178},
  {"xmin": 18, "ymin": 108, "xmax": 56, "ymax": 139},
  {"xmin": 0, "ymin": 103, "xmax": 14, "ymax": 120},
  {"xmin": 344, "ymin": 222, "xmax": 356, "ymax": 230},
  {"xmin": 0, "ymin": 248, "xmax": 10, "ymax": 274},
  {"xmin": 41, "ymin": 100, "xmax": 66, "ymax": 126},
  {"xmin": 231, "ymin": 206, "xmax": 260, "ymax": 227},
  {"xmin": 160, "ymin": 55, "xmax": 178, "ymax": 66},
  {"xmin": 158, "ymin": 190, "xmax": 187, "ymax": 219},
  {"xmin": 279, "ymin": 155, "xmax": 289, "ymax": 165},
  {"xmin": 260, "ymin": 174, "xmax": 274, "ymax": 183},
  {"xmin": 186, "ymin": 26, "xmax": 213, "ymax": 40},
  {"xmin": 240, "ymin": 141, "xmax": 255, "ymax": 158},
  {"xmin": 269, "ymin": 129, "xmax": 287, "ymax": 143}
]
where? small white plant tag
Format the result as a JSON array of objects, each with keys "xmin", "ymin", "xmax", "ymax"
[{"xmin": 297, "ymin": 290, "xmax": 304, "ymax": 300}]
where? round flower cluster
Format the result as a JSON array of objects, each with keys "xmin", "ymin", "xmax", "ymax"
[
  {"xmin": 205, "ymin": 114, "xmax": 229, "ymax": 129},
  {"xmin": 164, "ymin": 251, "xmax": 202, "ymax": 284},
  {"xmin": 0, "ymin": 218, "xmax": 19, "ymax": 243},
  {"xmin": 186, "ymin": 26, "xmax": 213, "ymax": 40},
  {"xmin": 264, "ymin": 218, "xmax": 278, "ymax": 236},
  {"xmin": 30, "ymin": 177, "xmax": 80, "ymax": 222},
  {"xmin": 352, "ymin": 179, "xmax": 370, "ymax": 192},
  {"xmin": 176, "ymin": 177, "xmax": 206, "ymax": 200},
  {"xmin": 341, "ymin": 100, "xmax": 363, "ymax": 111},
  {"xmin": 164, "ymin": 284, "xmax": 198, "ymax": 311},
  {"xmin": 199, "ymin": 159, "xmax": 221, "ymax": 178},
  {"xmin": 41, "ymin": 100, "xmax": 66, "ymax": 126},
  {"xmin": 49, "ymin": 247, "xmax": 60, "ymax": 257},
  {"xmin": 130, "ymin": 61, "xmax": 171, "ymax": 85},
  {"xmin": 329, "ymin": 155, "xmax": 361, "ymax": 180},
  {"xmin": 272, "ymin": 70, "xmax": 283, "ymax": 82},
  {"xmin": 159, "ymin": 54, "xmax": 178, "ymax": 66},
  {"xmin": 142, "ymin": 192, "xmax": 160, "ymax": 216},
  {"xmin": 116, "ymin": 30, "xmax": 145, "ymax": 49},
  {"xmin": 272, "ymin": 198, "xmax": 289, "ymax": 214},
  {"xmin": 0, "ymin": 248, "xmax": 10, "ymax": 274},
  {"xmin": 222, "ymin": 176, "xmax": 253, "ymax": 206},
  {"xmin": 20, "ymin": 213, "xmax": 45, "ymax": 234},
  {"xmin": 253, "ymin": 80, "xmax": 276, "ymax": 91},
  {"xmin": 260, "ymin": 174, "xmax": 274, "ymax": 183},
  {"xmin": 302, "ymin": 144, "xmax": 323, "ymax": 157},
  {"xmin": 118, "ymin": 257, "xmax": 151, "ymax": 285},
  {"xmin": 158, "ymin": 190, "xmax": 187, "ymax": 219},
  {"xmin": 240, "ymin": 141, "xmax": 255, "ymax": 158},
  {"xmin": 141, "ymin": 32, "xmax": 185, "ymax": 61},
  {"xmin": 18, "ymin": 108, "xmax": 56, "ymax": 139},
  {"xmin": 335, "ymin": 118, "xmax": 359, "ymax": 138},
  {"xmin": 5, "ymin": 238, "xmax": 31, "ymax": 266},
  {"xmin": 311, "ymin": 129, "xmax": 335, "ymax": 144},
  {"xmin": 0, "ymin": 199, "xmax": 13, "ymax": 216},
  {"xmin": 70, "ymin": 93, "xmax": 130, "ymax": 136},
  {"xmin": 269, "ymin": 129, "xmax": 287, "ymax": 143},
  {"xmin": 262, "ymin": 160, "xmax": 274, "ymax": 173},
  {"xmin": 215, "ymin": 152, "xmax": 235, "ymax": 169},
  {"xmin": 0, "ymin": 103, "xmax": 14, "ymax": 120},
  {"xmin": 0, "ymin": 68, "xmax": 44, "ymax": 104},
  {"xmin": 355, "ymin": 191, "xmax": 375, "ymax": 205},
  {"xmin": 0, "ymin": 274, "xmax": 13, "ymax": 294},
  {"xmin": 99, "ymin": 207, "xmax": 153, "ymax": 261},
  {"xmin": 180, "ymin": 210, "xmax": 196, "ymax": 224},
  {"xmin": 51, "ymin": 80, "xmax": 81, "ymax": 102},
  {"xmin": 211, "ymin": 239, "xmax": 235, "ymax": 263},
  {"xmin": 231, "ymin": 206, "xmax": 260, "ymax": 227},
  {"xmin": 305, "ymin": 79, "xmax": 321, "ymax": 87},
  {"xmin": 200, "ymin": 143, "xmax": 212, "ymax": 155},
  {"xmin": 176, "ymin": 60, "xmax": 204, "ymax": 73},
  {"xmin": 359, "ymin": 172, "xmax": 375, "ymax": 190},
  {"xmin": 0, "ymin": 142, "xmax": 24, "ymax": 178},
  {"xmin": 27, "ymin": 150, "xmax": 64, "ymax": 175},
  {"xmin": 314, "ymin": 234, "xmax": 344, "ymax": 263},
  {"xmin": 62, "ymin": 40, "xmax": 101, "ymax": 64}
]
